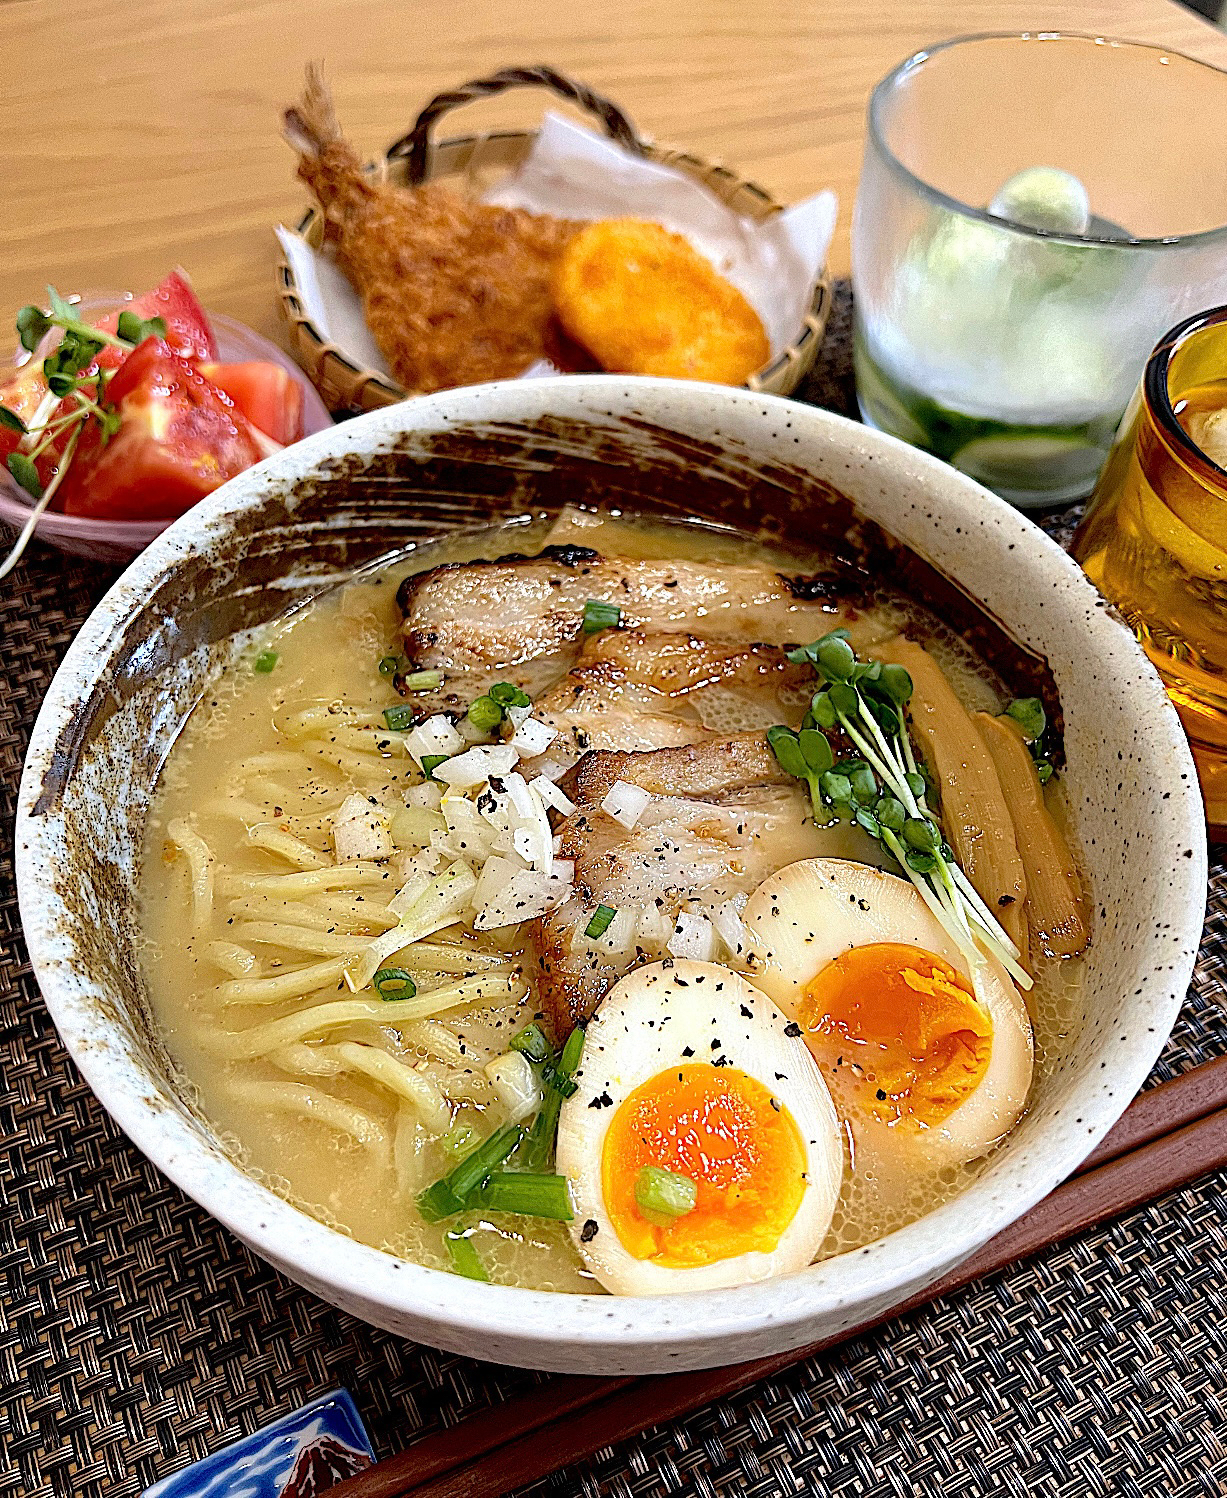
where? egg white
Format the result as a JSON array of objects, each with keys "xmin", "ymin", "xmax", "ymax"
[
  {"xmin": 557, "ymin": 960, "xmax": 843, "ymax": 1295},
  {"xmin": 740, "ymin": 859, "xmax": 1033, "ymax": 1165}
]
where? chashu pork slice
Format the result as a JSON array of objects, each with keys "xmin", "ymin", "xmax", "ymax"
[
  {"xmin": 526, "ymin": 631, "xmax": 817, "ymax": 768},
  {"xmin": 398, "ymin": 545, "xmax": 872, "ymax": 670},
  {"xmin": 528, "ymin": 734, "xmax": 877, "ymax": 1039}
]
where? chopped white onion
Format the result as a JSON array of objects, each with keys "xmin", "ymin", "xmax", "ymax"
[
  {"xmin": 600, "ymin": 779, "xmax": 651, "ymax": 830},
  {"xmin": 404, "ymin": 714, "xmax": 464, "ymax": 767},
  {"xmin": 433, "ymin": 743, "xmax": 519, "ymax": 788},
  {"xmin": 390, "ymin": 846, "xmax": 441, "ymax": 884},
  {"xmin": 484, "ymin": 1050, "xmax": 543, "ymax": 1124},
  {"xmin": 667, "ymin": 912, "xmax": 717, "ymax": 961},
  {"xmin": 389, "ymin": 869, "xmax": 434, "ymax": 916},
  {"xmin": 505, "ymin": 703, "xmax": 534, "ymax": 730},
  {"xmin": 713, "ymin": 900, "xmax": 753, "ymax": 957},
  {"xmin": 503, "ymin": 772, "xmax": 535, "ymax": 819},
  {"xmin": 389, "ymin": 805, "xmax": 446, "ymax": 850},
  {"xmin": 533, "ymin": 757, "xmax": 570, "ymax": 783},
  {"xmin": 473, "ymin": 870, "xmax": 573, "ymax": 931},
  {"xmin": 510, "ymin": 717, "xmax": 559, "ymax": 756},
  {"xmin": 439, "ymin": 795, "xmax": 497, "ymax": 861},
  {"xmin": 405, "ymin": 781, "xmax": 443, "ymax": 811},
  {"xmin": 552, "ymin": 858, "xmax": 575, "ymax": 881},
  {"xmin": 487, "ymin": 772, "xmax": 553, "ymax": 875},
  {"xmin": 532, "ymin": 776, "xmax": 576, "ymax": 816},
  {"xmin": 636, "ymin": 901, "xmax": 672, "ymax": 945},
  {"xmin": 470, "ymin": 853, "xmax": 527, "ymax": 913},
  {"xmin": 332, "ymin": 793, "xmax": 394, "ymax": 863}
]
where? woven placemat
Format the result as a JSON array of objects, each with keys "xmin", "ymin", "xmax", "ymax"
[{"xmin": 2, "ymin": 283, "xmax": 1225, "ymax": 1498}]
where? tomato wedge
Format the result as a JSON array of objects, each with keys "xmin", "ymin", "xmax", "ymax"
[
  {"xmin": 94, "ymin": 270, "xmax": 218, "ymax": 367},
  {"xmin": 56, "ymin": 338, "xmax": 263, "ymax": 520},
  {"xmin": 197, "ymin": 361, "xmax": 304, "ymax": 444}
]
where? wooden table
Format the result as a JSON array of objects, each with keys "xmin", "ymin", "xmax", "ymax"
[{"xmin": 2, "ymin": 0, "xmax": 1226, "ymax": 350}]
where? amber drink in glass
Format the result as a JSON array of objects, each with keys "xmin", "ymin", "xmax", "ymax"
[{"xmin": 1073, "ymin": 308, "xmax": 1227, "ymax": 834}]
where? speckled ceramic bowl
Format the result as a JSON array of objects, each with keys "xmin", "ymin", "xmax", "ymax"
[{"xmin": 15, "ymin": 377, "xmax": 1206, "ymax": 1374}]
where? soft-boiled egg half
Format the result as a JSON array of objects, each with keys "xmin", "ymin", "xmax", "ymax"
[
  {"xmin": 740, "ymin": 859, "xmax": 1033, "ymax": 1166},
  {"xmin": 557, "ymin": 961, "xmax": 843, "ymax": 1295}
]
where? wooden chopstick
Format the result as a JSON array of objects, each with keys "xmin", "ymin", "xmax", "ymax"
[{"xmin": 333, "ymin": 1056, "xmax": 1227, "ymax": 1498}]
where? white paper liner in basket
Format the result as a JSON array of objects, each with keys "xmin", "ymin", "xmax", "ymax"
[{"xmin": 277, "ymin": 112, "xmax": 837, "ymax": 383}]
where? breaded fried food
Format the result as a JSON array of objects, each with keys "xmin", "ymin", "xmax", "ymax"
[
  {"xmin": 284, "ymin": 65, "xmax": 577, "ymax": 394},
  {"xmin": 551, "ymin": 219, "xmax": 770, "ymax": 385}
]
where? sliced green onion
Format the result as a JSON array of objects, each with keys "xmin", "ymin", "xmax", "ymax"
[
  {"xmin": 416, "ymin": 1122, "xmax": 525, "ymax": 1222},
  {"xmin": 469, "ymin": 1171, "xmax": 574, "ymax": 1221},
  {"xmin": 373, "ymin": 966, "xmax": 417, "ymax": 1001},
  {"xmin": 510, "ymin": 1022, "xmax": 552, "ymax": 1065},
  {"xmin": 449, "ymin": 1122, "xmax": 525, "ymax": 1198},
  {"xmin": 378, "ymin": 654, "xmax": 402, "ymax": 676},
  {"xmin": 582, "ymin": 599, "xmax": 621, "ymax": 634},
  {"xmin": 422, "ymin": 753, "xmax": 449, "ymax": 779},
  {"xmin": 401, "ymin": 669, "xmax": 444, "ymax": 693},
  {"xmin": 253, "ymin": 650, "xmax": 278, "ymax": 674},
  {"xmin": 584, "ymin": 905, "xmax": 616, "ymax": 939},
  {"xmin": 634, "ymin": 1165, "xmax": 697, "ymax": 1225},
  {"xmin": 541, "ymin": 1063, "xmax": 579, "ymax": 1099},
  {"xmin": 1006, "ymin": 696, "xmax": 1046, "ymax": 742},
  {"xmin": 383, "ymin": 703, "xmax": 418, "ymax": 731},
  {"xmin": 521, "ymin": 1022, "xmax": 585, "ymax": 1171},
  {"xmin": 467, "ymin": 695, "xmax": 504, "ymax": 732},
  {"xmin": 1036, "ymin": 759, "xmax": 1054, "ymax": 786},
  {"xmin": 445, "ymin": 1230, "xmax": 489, "ymax": 1281},
  {"xmin": 416, "ymin": 1178, "xmax": 466, "ymax": 1224},
  {"xmin": 489, "ymin": 681, "xmax": 531, "ymax": 708}
]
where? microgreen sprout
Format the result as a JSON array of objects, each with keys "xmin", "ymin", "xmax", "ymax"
[
  {"xmin": 769, "ymin": 630, "xmax": 1032, "ymax": 990},
  {"xmin": 1005, "ymin": 696, "xmax": 1056, "ymax": 785}
]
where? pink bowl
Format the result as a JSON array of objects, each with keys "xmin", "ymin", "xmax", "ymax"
[{"xmin": 0, "ymin": 302, "xmax": 334, "ymax": 563}]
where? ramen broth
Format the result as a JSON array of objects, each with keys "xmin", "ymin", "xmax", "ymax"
[{"xmin": 140, "ymin": 514, "xmax": 1084, "ymax": 1291}]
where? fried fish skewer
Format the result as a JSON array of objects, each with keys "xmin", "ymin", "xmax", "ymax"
[{"xmin": 283, "ymin": 64, "xmax": 576, "ymax": 394}]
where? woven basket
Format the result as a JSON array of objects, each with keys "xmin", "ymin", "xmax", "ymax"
[{"xmin": 276, "ymin": 65, "xmax": 832, "ymax": 413}]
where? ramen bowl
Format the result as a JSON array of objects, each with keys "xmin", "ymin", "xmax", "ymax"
[{"xmin": 15, "ymin": 376, "xmax": 1205, "ymax": 1374}]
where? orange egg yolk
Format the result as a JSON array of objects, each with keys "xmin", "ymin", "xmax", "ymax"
[
  {"xmin": 601, "ymin": 1063, "xmax": 808, "ymax": 1268},
  {"xmin": 798, "ymin": 942, "xmax": 992, "ymax": 1129}
]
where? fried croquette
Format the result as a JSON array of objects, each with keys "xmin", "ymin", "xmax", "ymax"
[
  {"xmin": 551, "ymin": 218, "xmax": 770, "ymax": 385},
  {"xmin": 284, "ymin": 65, "xmax": 577, "ymax": 394}
]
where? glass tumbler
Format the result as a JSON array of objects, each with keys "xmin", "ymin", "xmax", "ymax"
[
  {"xmin": 852, "ymin": 33, "xmax": 1227, "ymax": 507},
  {"xmin": 1073, "ymin": 307, "xmax": 1227, "ymax": 836}
]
